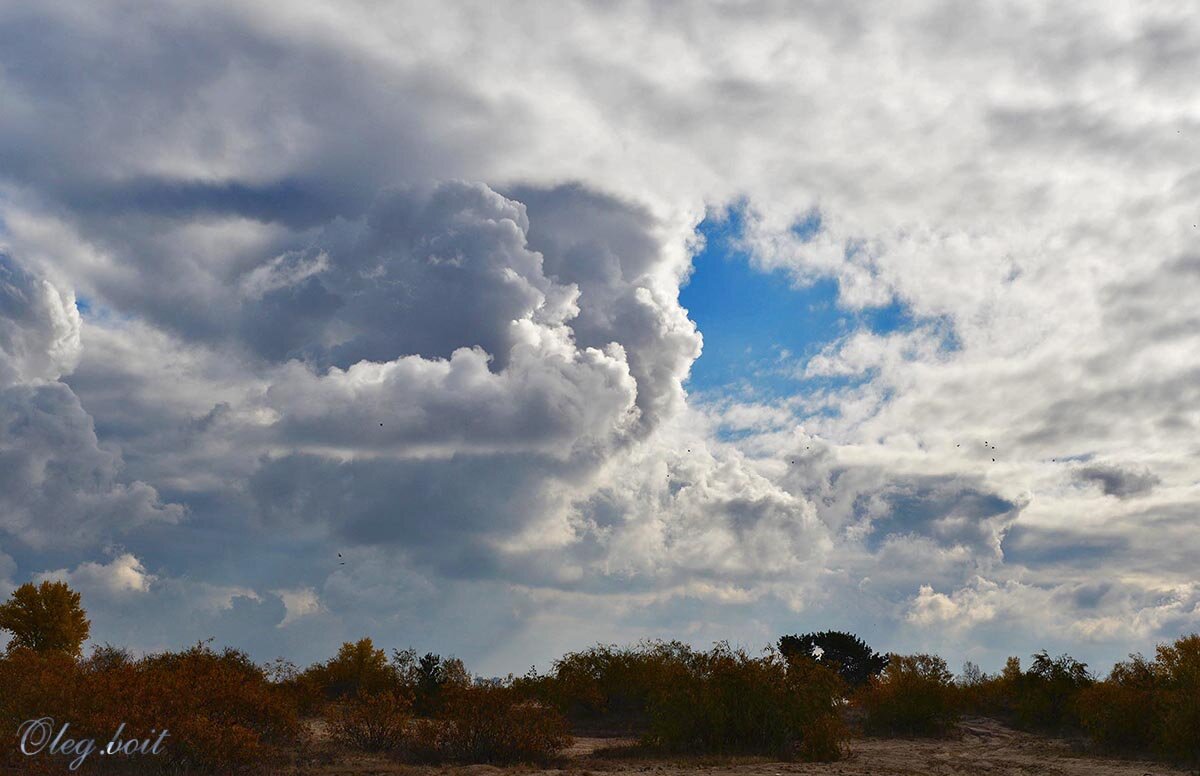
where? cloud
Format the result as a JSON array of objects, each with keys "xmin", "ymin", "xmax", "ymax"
[
  {"xmin": 0, "ymin": 0, "xmax": 1198, "ymax": 677},
  {"xmin": 0, "ymin": 255, "xmax": 182, "ymax": 549},
  {"xmin": 1074, "ymin": 462, "xmax": 1162, "ymax": 499},
  {"xmin": 37, "ymin": 553, "xmax": 155, "ymax": 597},
  {"xmin": 273, "ymin": 587, "xmax": 324, "ymax": 628},
  {"xmin": 0, "ymin": 253, "xmax": 80, "ymax": 387}
]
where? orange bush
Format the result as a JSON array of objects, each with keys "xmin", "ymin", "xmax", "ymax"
[
  {"xmin": 1152, "ymin": 634, "xmax": 1200, "ymax": 764},
  {"xmin": 0, "ymin": 649, "xmax": 82, "ymax": 771},
  {"xmin": 1077, "ymin": 655, "xmax": 1157, "ymax": 754},
  {"xmin": 0, "ymin": 642, "xmax": 305, "ymax": 773},
  {"xmin": 435, "ymin": 684, "xmax": 572, "ymax": 763},
  {"xmin": 541, "ymin": 641, "xmax": 689, "ymax": 731},
  {"xmin": 856, "ymin": 654, "xmax": 958, "ymax": 737},
  {"xmin": 1079, "ymin": 635, "xmax": 1200, "ymax": 765},
  {"xmin": 300, "ymin": 637, "xmax": 398, "ymax": 701},
  {"xmin": 644, "ymin": 643, "xmax": 847, "ymax": 759},
  {"xmin": 326, "ymin": 691, "xmax": 412, "ymax": 752}
]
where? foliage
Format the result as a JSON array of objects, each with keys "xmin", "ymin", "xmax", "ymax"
[
  {"xmin": 433, "ymin": 684, "xmax": 572, "ymax": 763},
  {"xmin": 0, "ymin": 581, "xmax": 91, "ymax": 657},
  {"xmin": 534, "ymin": 641, "xmax": 692, "ymax": 731},
  {"xmin": 0, "ymin": 641, "xmax": 304, "ymax": 772},
  {"xmin": 856, "ymin": 654, "xmax": 958, "ymax": 736},
  {"xmin": 1010, "ymin": 651, "xmax": 1093, "ymax": 732},
  {"xmin": 1077, "ymin": 655, "xmax": 1157, "ymax": 754},
  {"xmin": 1077, "ymin": 634, "xmax": 1200, "ymax": 764},
  {"xmin": 644, "ymin": 642, "xmax": 847, "ymax": 760},
  {"xmin": 1152, "ymin": 634, "xmax": 1200, "ymax": 764},
  {"xmin": 778, "ymin": 631, "xmax": 888, "ymax": 689},
  {"xmin": 393, "ymin": 648, "xmax": 470, "ymax": 715},
  {"xmin": 327, "ymin": 691, "xmax": 413, "ymax": 752},
  {"xmin": 957, "ymin": 651, "xmax": 1093, "ymax": 734},
  {"xmin": 306, "ymin": 637, "xmax": 397, "ymax": 700}
]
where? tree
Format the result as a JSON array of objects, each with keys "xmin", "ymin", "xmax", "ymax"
[
  {"xmin": 320, "ymin": 637, "xmax": 396, "ymax": 698},
  {"xmin": 0, "ymin": 580, "xmax": 91, "ymax": 656},
  {"xmin": 778, "ymin": 631, "xmax": 888, "ymax": 688},
  {"xmin": 393, "ymin": 648, "xmax": 470, "ymax": 715}
]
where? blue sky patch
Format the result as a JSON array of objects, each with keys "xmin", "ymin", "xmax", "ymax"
[{"xmin": 681, "ymin": 206, "xmax": 940, "ymax": 400}]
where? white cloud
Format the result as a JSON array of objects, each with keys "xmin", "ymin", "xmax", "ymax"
[
  {"xmin": 37, "ymin": 553, "xmax": 155, "ymax": 597},
  {"xmin": 0, "ymin": 0, "xmax": 1198, "ymax": 674},
  {"xmin": 273, "ymin": 587, "xmax": 324, "ymax": 627}
]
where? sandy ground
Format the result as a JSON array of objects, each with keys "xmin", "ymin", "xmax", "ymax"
[{"xmin": 310, "ymin": 717, "xmax": 1187, "ymax": 776}]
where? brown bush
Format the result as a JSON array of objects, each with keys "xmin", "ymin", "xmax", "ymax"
[
  {"xmin": 856, "ymin": 654, "xmax": 958, "ymax": 737},
  {"xmin": 1152, "ymin": 634, "xmax": 1200, "ymax": 765},
  {"xmin": 435, "ymin": 684, "xmax": 572, "ymax": 763},
  {"xmin": 644, "ymin": 643, "xmax": 847, "ymax": 760},
  {"xmin": 0, "ymin": 642, "xmax": 305, "ymax": 773},
  {"xmin": 326, "ymin": 691, "xmax": 412, "ymax": 752},
  {"xmin": 0, "ymin": 649, "xmax": 81, "ymax": 770},
  {"xmin": 793, "ymin": 712, "xmax": 848, "ymax": 762},
  {"xmin": 540, "ymin": 641, "xmax": 689, "ymax": 731},
  {"xmin": 300, "ymin": 637, "xmax": 398, "ymax": 701},
  {"xmin": 103, "ymin": 643, "xmax": 304, "ymax": 771},
  {"xmin": 403, "ymin": 717, "xmax": 451, "ymax": 762},
  {"xmin": 1077, "ymin": 655, "xmax": 1157, "ymax": 754},
  {"xmin": 1079, "ymin": 634, "xmax": 1200, "ymax": 765}
]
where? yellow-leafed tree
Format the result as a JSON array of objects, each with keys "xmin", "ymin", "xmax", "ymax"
[{"xmin": 0, "ymin": 581, "xmax": 90, "ymax": 657}]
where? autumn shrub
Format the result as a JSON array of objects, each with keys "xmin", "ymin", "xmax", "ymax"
[
  {"xmin": 392, "ymin": 648, "xmax": 471, "ymax": 716},
  {"xmin": 107, "ymin": 643, "xmax": 304, "ymax": 772},
  {"xmin": 327, "ymin": 691, "xmax": 412, "ymax": 752},
  {"xmin": 427, "ymin": 683, "xmax": 572, "ymax": 763},
  {"xmin": 856, "ymin": 654, "xmax": 958, "ymax": 736},
  {"xmin": 0, "ymin": 642, "xmax": 305, "ymax": 773},
  {"xmin": 0, "ymin": 648, "xmax": 82, "ymax": 770},
  {"xmin": 403, "ymin": 717, "xmax": 451, "ymax": 762},
  {"xmin": 644, "ymin": 643, "xmax": 846, "ymax": 760},
  {"xmin": 1153, "ymin": 634, "xmax": 1200, "ymax": 764},
  {"xmin": 1077, "ymin": 655, "xmax": 1157, "ymax": 754},
  {"xmin": 301, "ymin": 637, "xmax": 399, "ymax": 702},
  {"xmin": 1008, "ymin": 651, "xmax": 1092, "ymax": 733},
  {"xmin": 541, "ymin": 641, "xmax": 688, "ymax": 732},
  {"xmin": 953, "ymin": 655, "xmax": 1023, "ymax": 720},
  {"xmin": 1078, "ymin": 634, "xmax": 1200, "ymax": 765}
]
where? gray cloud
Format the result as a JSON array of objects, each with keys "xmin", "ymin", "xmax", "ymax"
[
  {"xmin": 0, "ymin": 253, "xmax": 80, "ymax": 387},
  {"xmin": 0, "ymin": 0, "xmax": 1198, "ymax": 677},
  {"xmin": 1074, "ymin": 463, "xmax": 1161, "ymax": 499},
  {"xmin": 0, "ymin": 256, "xmax": 181, "ymax": 549}
]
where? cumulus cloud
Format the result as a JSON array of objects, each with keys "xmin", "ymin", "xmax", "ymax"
[
  {"xmin": 0, "ymin": 0, "xmax": 1198, "ymax": 675},
  {"xmin": 273, "ymin": 587, "xmax": 324, "ymax": 628},
  {"xmin": 0, "ymin": 255, "xmax": 182, "ymax": 549},
  {"xmin": 0, "ymin": 253, "xmax": 80, "ymax": 387},
  {"xmin": 38, "ymin": 553, "xmax": 155, "ymax": 597}
]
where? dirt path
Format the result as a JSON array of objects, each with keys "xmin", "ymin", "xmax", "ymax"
[
  {"xmin": 307, "ymin": 718, "xmax": 1186, "ymax": 776},
  {"xmin": 559, "ymin": 718, "xmax": 1183, "ymax": 776}
]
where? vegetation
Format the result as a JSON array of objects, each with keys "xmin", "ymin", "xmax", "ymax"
[
  {"xmin": 857, "ymin": 654, "xmax": 958, "ymax": 736},
  {"xmin": 644, "ymin": 643, "xmax": 846, "ymax": 758},
  {"xmin": 326, "ymin": 691, "xmax": 412, "ymax": 751},
  {"xmin": 778, "ymin": 630, "xmax": 888, "ymax": 688},
  {"xmin": 0, "ymin": 580, "xmax": 90, "ymax": 656},
  {"xmin": 1, "ymin": 582, "xmax": 1197, "ymax": 769},
  {"xmin": 1077, "ymin": 635, "xmax": 1200, "ymax": 764},
  {"xmin": 0, "ymin": 641, "xmax": 303, "ymax": 772}
]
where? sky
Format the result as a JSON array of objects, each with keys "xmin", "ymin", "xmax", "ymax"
[{"xmin": 0, "ymin": 0, "xmax": 1198, "ymax": 678}]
